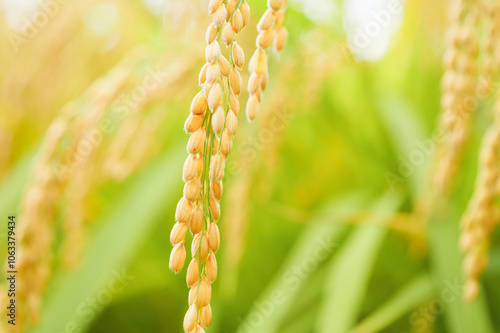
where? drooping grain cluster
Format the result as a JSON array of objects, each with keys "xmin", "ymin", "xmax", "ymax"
[
  {"xmin": 434, "ymin": 0, "xmax": 500, "ymax": 302},
  {"xmin": 478, "ymin": 0, "xmax": 500, "ymax": 97},
  {"xmin": 458, "ymin": 0, "xmax": 500, "ymax": 302},
  {"xmin": 460, "ymin": 95, "xmax": 500, "ymax": 301},
  {"xmin": 14, "ymin": 110, "xmax": 72, "ymax": 329},
  {"xmin": 168, "ymin": 1, "xmax": 250, "ymax": 332},
  {"xmin": 103, "ymin": 56, "xmax": 192, "ymax": 181},
  {"xmin": 59, "ymin": 66, "xmax": 134, "ymax": 268},
  {"xmin": 7, "ymin": 58, "xmax": 137, "ymax": 330},
  {"xmin": 434, "ymin": 0, "xmax": 479, "ymax": 191},
  {"xmin": 245, "ymin": 0, "xmax": 288, "ymax": 121}
]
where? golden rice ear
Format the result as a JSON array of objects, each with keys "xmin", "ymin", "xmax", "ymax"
[
  {"xmin": 191, "ymin": 233, "xmax": 209, "ymax": 262},
  {"xmin": 229, "ymin": 68, "xmax": 242, "ymax": 95},
  {"xmin": 186, "ymin": 259, "xmax": 199, "ymax": 287},
  {"xmin": 187, "ymin": 129, "xmax": 206, "ymax": 154},
  {"xmin": 209, "ymin": 153, "xmax": 225, "ymax": 182},
  {"xmin": 433, "ymin": 0, "xmax": 499, "ymax": 303},
  {"xmin": 206, "ymin": 252, "xmax": 218, "ymax": 283},
  {"xmin": 209, "ymin": 192, "xmax": 221, "ymax": 221},
  {"xmin": 230, "ymin": 92, "xmax": 240, "ymax": 115},
  {"xmin": 435, "ymin": 1, "xmax": 479, "ymax": 192},
  {"xmin": 208, "ymin": 0, "xmax": 223, "ymax": 14},
  {"xmin": 261, "ymin": 70, "xmax": 269, "ymax": 91},
  {"xmin": 182, "ymin": 154, "xmax": 198, "ymax": 182},
  {"xmin": 190, "ymin": 206, "xmax": 204, "ymax": 235},
  {"xmin": 196, "ymin": 277, "xmax": 212, "ymax": 307},
  {"xmin": 219, "ymin": 56, "xmax": 231, "ymax": 77},
  {"xmin": 245, "ymin": 0, "xmax": 288, "ymax": 123},
  {"xmin": 207, "ymin": 223, "xmax": 220, "ymax": 252},
  {"xmin": 175, "ymin": 197, "xmax": 193, "ymax": 223},
  {"xmin": 246, "ymin": 95, "xmax": 259, "ymax": 122},
  {"xmin": 211, "ymin": 181, "xmax": 223, "ymax": 201},
  {"xmin": 199, "ymin": 63, "xmax": 208, "ymax": 85},
  {"xmin": 192, "ymin": 325, "xmax": 206, "ymax": 333},
  {"xmin": 248, "ymin": 72, "xmax": 261, "ymax": 95},
  {"xmin": 274, "ymin": 27, "xmax": 288, "ymax": 51},
  {"xmin": 268, "ymin": 0, "xmax": 283, "ymax": 11},
  {"xmin": 183, "ymin": 304, "xmax": 198, "ymax": 332},
  {"xmin": 183, "ymin": 177, "xmax": 201, "ymax": 202},
  {"xmin": 205, "ymin": 63, "xmax": 220, "ymax": 84},
  {"xmin": 184, "ymin": 114, "xmax": 204, "ymax": 134},
  {"xmin": 170, "ymin": 1, "xmax": 265, "ymax": 331},
  {"xmin": 213, "ymin": 5, "xmax": 227, "ymax": 27},
  {"xmin": 232, "ymin": 42, "xmax": 245, "ymax": 70},
  {"xmin": 211, "ymin": 107, "xmax": 225, "ymax": 136},
  {"xmin": 220, "ymin": 130, "xmax": 233, "ymax": 157},
  {"xmin": 257, "ymin": 28, "xmax": 276, "ymax": 49},
  {"xmin": 200, "ymin": 304, "xmax": 213, "ymax": 328},
  {"xmin": 231, "ymin": 9, "xmax": 244, "ymax": 33},
  {"xmin": 208, "ymin": 83, "xmax": 222, "ymax": 111},
  {"xmin": 257, "ymin": 9, "xmax": 275, "ymax": 32},
  {"xmin": 170, "ymin": 222, "xmax": 188, "ymax": 245},
  {"xmin": 226, "ymin": 111, "xmax": 238, "ymax": 136},
  {"xmin": 240, "ymin": 1, "xmax": 251, "ymax": 27},
  {"xmin": 169, "ymin": 242, "xmax": 186, "ymax": 273},
  {"xmin": 190, "ymin": 92, "xmax": 207, "ymax": 115},
  {"xmin": 252, "ymin": 49, "xmax": 268, "ymax": 75},
  {"xmin": 275, "ymin": 11, "xmax": 285, "ymax": 28},
  {"xmin": 226, "ymin": 0, "xmax": 237, "ymax": 19},
  {"xmin": 464, "ymin": 279, "xmax": 479, "ymax": 302},
  {"xmin": 205, "ymin": 23, "xmax": 218, "ymax": 45},
  {"xmin": 213, "ymin": 135, "xmax": 220, "ymax": 153},
  {"xmin": 222, "ymin": 23, "xmax": 235, "ymax": 47},
  {"xmin": 205, "ymin": 41, "xmax": 221, "ymax": 64}
]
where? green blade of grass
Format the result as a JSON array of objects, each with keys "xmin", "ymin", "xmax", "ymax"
[
  {"xmin": 235, "ymin": 193, "xmax": 369, "ymax": 333},
  {"xmin": 0, "ymin": 149, "xmax": 35, "ymax": 218},
  {"xmin": 316, "ymin": 192, "xmax": 401, "ymax": 333},
  {"xmin": 427, "ymin": 201, "xmax": 495, "ymax": 333},
  {"xmin": 350, "ymin": 274, "xmax": 434, "ymax": 333},
  {"xmin": 29, "ymin": 146, "xmax": 184, "ymax": 333},
  {"xmin": 0, "ymin": 149, "xmax": 36, "ymax": 265},
  {"xmin": 377, "ymin": 94, "xmax": 428, "ymax": 194}
]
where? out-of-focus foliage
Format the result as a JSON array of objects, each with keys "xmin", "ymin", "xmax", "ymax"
[{"xmin": 0, "ymin": 0, "xmax": 498, "ymax": 332}]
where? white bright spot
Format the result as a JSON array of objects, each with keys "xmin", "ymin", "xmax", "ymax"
[
  {"xmin": 83, "ymin": 2, "xmax": 120, "ymax": 35},
  {"xmin": 291, "ymin": 0, "xmax": 337, "ymax": 24},
  {"xmin": 0, "ymin": 0, "xmax": 42, "ymax": 32},
  {"xmin": 156, "ymin": 0, "xmax": 206, "ymax": 39},
  {"xmin": 344, "ymin": 0, "xmax": 405, "ymax": 61},
  {"xmin": 143, "ymin": 0, "xmax": 168, "ymax": 16}
]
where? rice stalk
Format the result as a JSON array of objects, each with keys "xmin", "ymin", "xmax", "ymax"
[
  {"xmin": 14, "ymin": 105, "xmax": 76, "ymax": 330},
  {"xmin": 432, "ymin": 0, "xmax": 500, "ymax": 302},
  {"xmin": 477, "ymin": 0, "xmax": 499, "ymax": 98},
  {"xmin": 169, "ymin": 0, "xmax": 252, "ymax": 331},
  {"xmin": 103, "ymin": 56, "xmax": 192, "ymax": 180},
  {"xmin": 434, "ymin": 0, "xmax": 479, "ymax": 192},
  {"xmin": 9, "ymin": 55, "xmax": 137, "ymax": 330},
  {"xmin": 460, "ymin": 93, "xmax": 500, "ymax": 301},
  {"xmin": 245, "ymin": 0, "xmax": 288, "ymax": 121}
]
